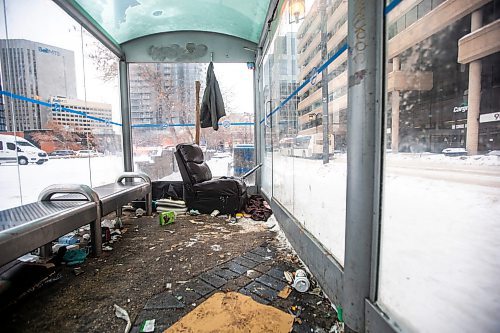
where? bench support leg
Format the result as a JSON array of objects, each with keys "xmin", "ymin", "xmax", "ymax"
[
  {"xmin": 116, "ymin": 207, "xmax": 122, "ymax": 217},
  {"xmin": 90, "ymin": 217, "xmax": 102, "ymax": 256},
  {"xmin": 39, "ymin": 243, "xmax": 53, "ymax": 258},
  {"xmin": 146, "ymin": 192, "xmax": 152, "ymax": 216}
]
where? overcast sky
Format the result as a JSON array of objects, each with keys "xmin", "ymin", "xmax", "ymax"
[{"xmin": 0, "ymin": 0, "xmax": 254, "ymax": 124}]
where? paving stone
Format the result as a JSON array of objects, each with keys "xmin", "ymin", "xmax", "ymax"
[
  {"xmin": 266, "ymin": 267, "xmax": 288, "ymax": 282},
  {"xmin": 232, "ymin": 275, "xmax": 252, "ymax": 288},
  {"xmin": 250, "ymin": 246, "xmax": 275, "ymax": 258},
  {"xmin": 173, "ymin": 288, "xmax": 201, "ymax": 305},
  {"xmin": 232, "ymin": 256, "xmax": 259, "ymax": 269},
  {"xmin": 144, "ymin": 292, "xmax": 184, "ymax": 310},
  {"xmin": 209, "ymin": 267, "xmax": 240, "ymax": 280},
  {"xmin": 238, "ymin": 287, "xmax": 270, "ymax": 305},
  {"xmin": 225, "ymin": 261, "xmax": 248, "ymax": 275},
  {"xmin": 244, "ymin": 281, "xmax": 277, "ymax": 301},
  {"xmin": 184, "ymin": 278, "xmax": 215, "ymax": 297},
  {"xmin": 242, "ymin": 251, "xmax": 269, "ymax": 263},
  {"xmin": 199, "ymin": 272, "xmax": 227, "ymax": 288},
  {"xmin": 253, "ymin": 263, "xmax": 273, "ymax": 274},
  {"xmin": 256, "ymin": 274, "xmax": 287, "ymax": 291}
]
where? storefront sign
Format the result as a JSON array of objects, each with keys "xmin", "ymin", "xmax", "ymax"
[
  {"xmin": 479, "ymin": 112, "xmax": 500, "ymax": 123},
  {"xmin": 453, "ymin": 106, "xmax": 468, "ymax": 113}
]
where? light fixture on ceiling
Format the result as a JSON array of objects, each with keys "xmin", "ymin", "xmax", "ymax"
[{"xmin": 289, "ymin": 0, "xmax": 305, "ymax": 24}]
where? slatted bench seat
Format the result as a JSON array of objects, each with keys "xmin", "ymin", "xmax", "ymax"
[{"xmin": 0, "ymin": 185, "xmax": 101, "ymax": 268}]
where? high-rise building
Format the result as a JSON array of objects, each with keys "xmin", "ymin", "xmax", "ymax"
[
  {"xmin": 0, "ymin": 39, "xmax": 77, "ymax": 131},
  {"xmin": 296, "ymin": 0, "xmax": 348, "ymax": 149},
  {"xmin": 295, "ymin": 0, "xmax": 499, "ymax": 154},
  {"xmin": 0, "ymin": 81, "xmax": 5, "ymax": 132},
  {"xmin": 129, "ymin": 63, "xmax": 205, "ymax": 126}
]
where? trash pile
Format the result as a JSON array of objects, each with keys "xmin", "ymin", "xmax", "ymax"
[
  {"xmin": 53, "ymin": 216, "xmax": 125, "ymax": 257},
  {"xmin": 278, "ymin": 267, "xmax": 344, "ymax": 332},
  {"xmin": 153, "ymin": 195, "xmax": 273, "ymax": 226}
]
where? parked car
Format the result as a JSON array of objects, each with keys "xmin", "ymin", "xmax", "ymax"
[
  {"xmin": 49, "ymin": 150, "xmax": 76, "ymax": 158},
  {"xmin": 442, "ymin": 147, "xmax": 467, "ymax": 156},
  {"xmin": 76, "ymin": 149, "xmax": 100, "ymax": 157},
  {"xmin": 486, "ymin": 150, "xmax": 500, "ymax": 156},
  {"xmin": 0, "ymin": 134, "xmax": 48, "ymax": 165}
]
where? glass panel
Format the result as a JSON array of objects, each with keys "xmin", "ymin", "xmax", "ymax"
[
  {"xmin": 259, "ymin": 0, "xmax": 348, "ymax": 265},
  {"xmin": 74, "ymin": 0, "xmax": 271, "ymax": 44},
  {"xmin": 0, "ymin": 1, "xmax": 21, "ymax": 209},
  {"xmin": 130, "ymin": 62, "xmax": 254, "ymax": 182},
  {"xmin": 0, "ymin": 0, "xmax": 123, "ymax": 209},
  {"xmin": 81, "ymin": 29, "xmax": 123, "ymax": 186},
  {"xmin": 293, "ymin": 0, "xmax": 348, "ymax": 265},
  {"xmin": 379, "ymin": 1, "xmax": 500, "ymax": 332}
]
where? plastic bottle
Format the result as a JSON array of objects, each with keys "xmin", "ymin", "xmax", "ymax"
[{"xmin": 58, "ymin": 234, "xmax": 80, "ymax": 245}]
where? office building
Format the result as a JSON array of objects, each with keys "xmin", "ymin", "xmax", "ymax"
[
  {"xmin": 0, "ymin": 39, "xmax": 77, "ymax": 131},
  {"xmin": 295, "ymin": 0, "xmax": 499, "ymax": 154},
  {"xmin": 49, "ymin": 96, "xmax": 112, "ymax": 135}
]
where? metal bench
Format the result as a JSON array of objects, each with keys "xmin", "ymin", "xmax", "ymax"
[
  {"xmin": 0, "ymin": 172, "xmax": 152, "ymax": 268},
  {"xmin": 0, "ymin": 184, "xmax": 101, "ymax": 268}
]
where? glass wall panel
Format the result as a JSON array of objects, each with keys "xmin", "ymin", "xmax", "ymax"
[
  {"xmin": 259, "ymin": 0, "xmax": 348, "ymax": 265},
  {"xmin": 0, "ymin": 0, "xmax": 122, "ymax": 210},
  {"xmin": 0, "ymin": 1, "xmax": 21, "ymax": 209},
  {"xmin": 130, "ymin": 63, "xmax": 254, "ymax": 182},
  {"xmin": 379, "ymin": 1, "xmax": 500, "ymax": 332}
]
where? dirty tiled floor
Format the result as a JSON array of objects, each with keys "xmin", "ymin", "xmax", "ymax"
[{"xmin": 0, "ymin": 213, "xmax": 338, "ymax": 333}]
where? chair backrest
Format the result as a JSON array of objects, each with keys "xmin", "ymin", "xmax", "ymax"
[{"xmin": 175, "ymin": 144, "xmax": 212, "ymax": 185}]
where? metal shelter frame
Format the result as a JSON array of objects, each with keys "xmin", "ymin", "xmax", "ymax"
[{"xmin": 52, "ymin": 0, "xmax": 401, "ymax": 332}]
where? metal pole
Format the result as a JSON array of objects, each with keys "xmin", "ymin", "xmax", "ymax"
[
  {"xmin": 320, "ymin": 0, "xmax": 329, "ymax": 164},
  {"xmin": 119, "ymin": 61, "xmax": 133, "ymax": 172},
  {"xmin": 254, "ymin": 54, "xmax": 262, "ymax": 189},
  {"xmin": 344, "ymin": 0, "xmax": 384, "ymax": 331},
  {"xmin": 195, "ymin": 80, "xmax": 201, "ymax": 145}
]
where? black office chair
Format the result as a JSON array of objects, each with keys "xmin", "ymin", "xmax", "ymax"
[{"xmin": 174, "ymin": 143, "xmax": 247, "ymax": 214}]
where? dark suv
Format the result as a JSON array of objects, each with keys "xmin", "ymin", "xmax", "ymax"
[{"xmin": 48, "ymin": 150, "xmax": 76, "ymax": 158}]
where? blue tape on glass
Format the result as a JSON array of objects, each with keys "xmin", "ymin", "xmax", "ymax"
[
  {"xmin": 259, "ymin": 43, "xmax": 348, "ymax": 125},
  {"xmin": 258, "ymin": 0, "xmax": 402, "ymax": 126},
  {"xmin": 385, "ymin": 0, "xmax": 403, "ymax": 15},
  {"xmin": 0, "ymin": 90, "xmax": 122, "ymax": 127},
  {"xmin": 0, "ymin": 90, "xmax": 253, "ymax": 129},
  {"xmin": 132, "ymin": 122, "xmax": 254, "ymax": 128}
]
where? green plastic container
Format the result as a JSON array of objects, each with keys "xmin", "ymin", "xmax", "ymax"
[{"xmin": 159, "ymin": 211, "xmax": 175, "ymax": 225}]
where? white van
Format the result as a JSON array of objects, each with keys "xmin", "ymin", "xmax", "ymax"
[{"xmin": 0, "ymin": 134, "xmax": 48, "ymax": 165}]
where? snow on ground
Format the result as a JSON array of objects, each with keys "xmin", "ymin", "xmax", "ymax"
[
  {"xmin": 0, "ymin": 156, "xmax": 123, "ymax": 210},
  {"xmin": 265, "ymin": 151, "xmax": 500, "ymax": 332}
]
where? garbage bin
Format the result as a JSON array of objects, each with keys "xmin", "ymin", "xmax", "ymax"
[{"xmin": 233, "ymin": 144, "xmax": 255, "ymax": 177}]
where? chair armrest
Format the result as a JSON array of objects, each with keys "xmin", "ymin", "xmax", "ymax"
[{"xmin": 192, "ymin": 178, "xmax": 242, "ymax": 196}]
